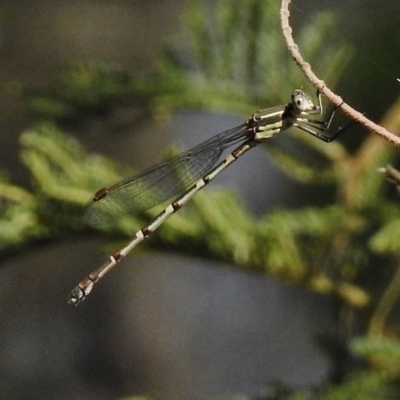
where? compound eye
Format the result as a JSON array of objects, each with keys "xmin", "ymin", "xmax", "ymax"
[
  {"xmin": 295, "ymin": 96, "xmax": 304, "ymax": 109},
  {"xmin": 292, "ymin": 90, "xmax": 314, "ymax": 112},
  {"xmin": 292, "ymin": 92, "xmax": 306, "ymax": 111}
]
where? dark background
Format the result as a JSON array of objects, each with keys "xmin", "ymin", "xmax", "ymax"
[{"xmin": 0, "ymin": 1, "xmax": 399, "ymax": 399}]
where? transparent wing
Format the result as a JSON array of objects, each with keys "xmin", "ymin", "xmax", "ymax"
[{"xmin": 85, "ymin": 123, "xmax": 248, "ymax": 226}]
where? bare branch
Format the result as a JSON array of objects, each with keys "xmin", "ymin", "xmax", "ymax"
[{"xmin": 280, "ymin": 0, "xmax": 400, "ymax": 147}]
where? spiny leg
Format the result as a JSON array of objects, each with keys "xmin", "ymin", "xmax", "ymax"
[{"xmin": 295, "ymin": 94, "xmax": 357, "ymax": 142}]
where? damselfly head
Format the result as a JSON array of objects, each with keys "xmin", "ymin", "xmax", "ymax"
[{"xmin": 291, "ymin": 90, "xmax": 315, "ymax": 113}]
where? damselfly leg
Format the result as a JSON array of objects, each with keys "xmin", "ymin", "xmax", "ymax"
[{"xmin": 292, "ymin": 90, "xmax": 356, "ymax": 142}]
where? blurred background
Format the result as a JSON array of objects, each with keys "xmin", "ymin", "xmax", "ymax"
[{"xmin": 1, "ymin": 1, "xmax": 400, "ymax": 399}]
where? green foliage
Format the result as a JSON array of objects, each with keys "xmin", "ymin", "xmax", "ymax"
[
  {"xmin": 21, "ymin": 123, "xmax": 103, "ymax": 206},
  {"xmin": 153, "ymin": 0, "xmax": 351, "ymax": 115},
  {"xmin": 370, "ymin": 209, "xmax": 400, "ymax": 255},
  {"xmin": 0, "ymin": 176, "xmax": 40, "ymax": 249},
  {"xmin": 6, "ymin": 0, "xmax": 400, "ymax": 398},
  {"xmin": 24, "ymin": 62, "xmax": 138, "ymax": 123},
  {"xmin": 318, "ymin": 371, "xmax": 397, "ymax": 400},
  {"xmin": 18, "ymin": 123, "xmax": 151, "ymax": 236},
  {"xmin": 25, "ymin": 1, "xmax": 351, "ymax": 124},
  {"xmin": 352, "ymin": 336, "xmax": 400, "ymax": 377}
]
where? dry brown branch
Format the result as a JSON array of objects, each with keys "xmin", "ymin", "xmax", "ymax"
[{"xmin": 280, "ymin": 0, "xmax": 400, "ymax": 148}]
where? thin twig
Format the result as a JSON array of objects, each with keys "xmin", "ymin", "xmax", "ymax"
[{"xmin": 280, "ymin": 0, "xmax": 400, "ymax": 147}]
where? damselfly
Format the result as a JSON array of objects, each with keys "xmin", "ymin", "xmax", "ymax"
[{"xmin": 69, "ymin": 90, "xmax": 352, "ymax": 305}]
